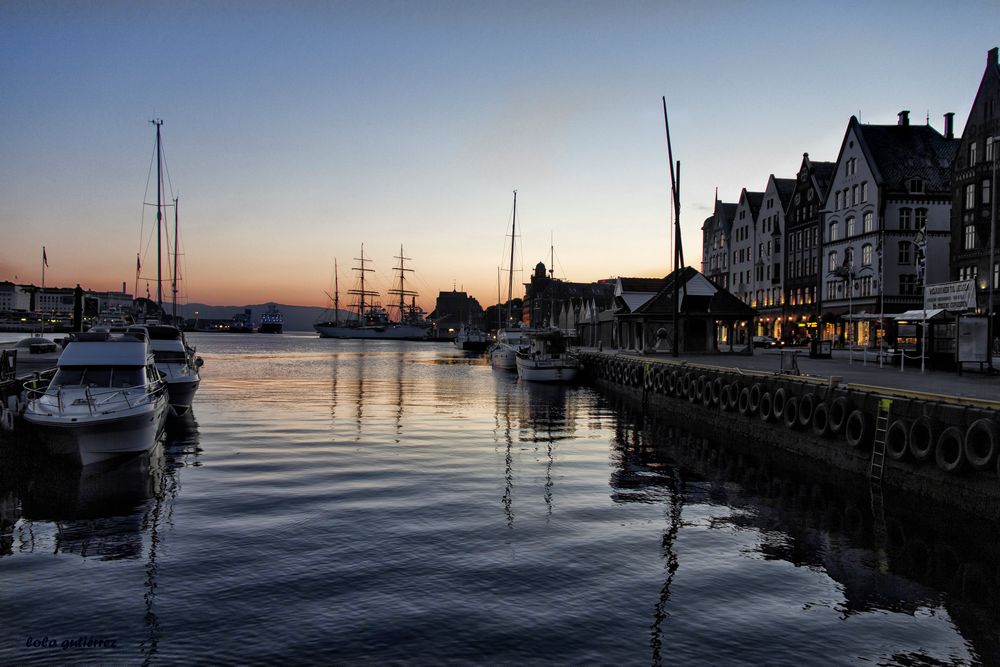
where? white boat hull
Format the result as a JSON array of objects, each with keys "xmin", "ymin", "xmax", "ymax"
[
  {"xmin": 315, "ymin": 323, "xmax": 430, "ymax": 340},
  {"xmin": 489, "ymin": 345, "xmax": 517, "ymax": 370},
  {"xmin": 24, "ymin": 398, "xmax": 169, "ymax": 466},
  {"xmin": 515, "ymin": 356, "xmax": 579, "ymax": 382}
]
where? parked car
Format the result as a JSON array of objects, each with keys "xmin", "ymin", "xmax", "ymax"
[{"xmin": 752, "ymin": 335, "xmax": 778, "ymax": 348}]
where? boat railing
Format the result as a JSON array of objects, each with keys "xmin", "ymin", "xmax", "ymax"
[{"xmin": 23, "ymin": 378, "xmax": 167, "ymax": 417}]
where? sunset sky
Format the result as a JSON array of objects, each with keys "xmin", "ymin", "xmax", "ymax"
[{"xmin": 2, "ymin": 1, "xmax": 998, "ymax": 310}]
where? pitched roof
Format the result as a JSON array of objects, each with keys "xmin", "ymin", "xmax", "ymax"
[
  {"xmin": 742, "ymin": 190, "xmax": 765, "ymax": 220},
  {"xmin": 810, "ymin": 160, "xmax": 836, "ymax": 198},
  {"xmin": 773, "ymin": 177, "xmax": 796, "ymax": 208},
  {"xmin": 853, "ymin": 119, "xmax": 958, "ymax": 193},
  {"xmin": 628, "ymin": 266, "xmax": 756, "ymax": 319},
  {"xmin": 617, "ymin": 276, "xmax": 666, "ymax": 292}
]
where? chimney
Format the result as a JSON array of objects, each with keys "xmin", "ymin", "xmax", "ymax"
[
  {"xmin": 898, "ymin": 110, "xmax": 910, "ymax": 126},
  {"xmin": 989, "ymin": 47, "xmax": 998, "ymax": 67},
  {"xmin": 943, "ymin": 112, "xmax": 954, "ymax": 139},
  {"xmin": 122, "ymin": 281, "xmax": 126, "ymax": 294}
]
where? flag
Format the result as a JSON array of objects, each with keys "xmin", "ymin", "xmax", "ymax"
[
  {"xmin": 42, "ymin": 247, "xmax": 48, "ymax": 267},
  {"xmin": 136, "ymin": 253, "xmax": 142, "ymax": 273}
]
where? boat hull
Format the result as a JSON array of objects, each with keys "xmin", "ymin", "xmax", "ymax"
[
  {"xmin": 165, "ymin": 377, "xmax": 200, "ymax": 415},
  {"xmin": 515, "ymin": 356, "xmax": 579, "ymax": 382},
  {"xmin": 24, "ymin": 399, "xmax": 169, "ymax": 466},
  {"xmin": 314, "ymin": 323, "xmax": 430, "ymax": 340},
  {"xmin": 489, "ymin": 345, "xmax": 517, "ymax": 370}
]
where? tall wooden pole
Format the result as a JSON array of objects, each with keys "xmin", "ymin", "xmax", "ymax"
[{"xmin": 663, "ymin": 97, "xmax": 683, "ymax": 357}]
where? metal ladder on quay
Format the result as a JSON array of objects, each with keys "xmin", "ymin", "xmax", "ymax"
[{"xmin": 869, "ymin": 398, "xmax": 892, "ymax": 571}]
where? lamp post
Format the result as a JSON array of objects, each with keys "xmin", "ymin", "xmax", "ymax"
[{"xmin": 829, "ymin": 259, "xmax": 873, "ymax": 365}]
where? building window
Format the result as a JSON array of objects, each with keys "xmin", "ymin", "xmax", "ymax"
[
  {"xmin": 899, "ymin": 208, "xmax": 912, "ymax": 230},
  {"xmin": 984, "ymin": 179, "xmax": 992, "ymax": 205},
  {"xmin": 914, "ymin": 208, "xmax": 927, "ymax": 230},
  {"xmin": 970, "ymin": 142, "xmax": 978, "ymax": 166},
  {"xmin": 966, "ymin": 183, "xmax": 976, "ymax": 209},
  {"xmin": 994, "ymin": 262, "xmax": 999, "ymax": 290},
  {"xmin": 861, "ymin": 181, "xmax": 868, "ymax": 202},
  {"xmin": 899, "ymin": 274, "xmax": 919, "ymax": 295},
  {"xmin": 964, "ymin": 224, "xmax": 977, "ymax": 250},
  {"xmin": 852, "ymin": 185, "xmax": 858, "ymax": 205},
  {"xmin": 987, "ymin": 136, "xmax": 995, "ymax": 162},
  {"xmin": 899, "ymin": 241, "xmax": 911, "ymax": 265},
  {"xmin": 863, "ymin": 211, "xmax": 874, "ymax": 233},
  {"xmin": 828, "ymin": 221, "xmax": 840, "ymax": 241},
  {"xmin": 862, "ymin": 243, "xmax": 872, "ymax": 266},
  {"xmin": 828, "ymin": 251, "xmax": 838, "ymax": 272},
  {"xmin": 835, "ymin": 191, "xmax": 842, "ymax": 210},
  {"xmin": 846, "ymin": 215, "xmax": 856, "ymax": 236}
]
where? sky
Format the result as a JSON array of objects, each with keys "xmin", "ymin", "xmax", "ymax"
[{"xmin": 1, "ymin": 1, "xmax": 998, "ymax": 311}]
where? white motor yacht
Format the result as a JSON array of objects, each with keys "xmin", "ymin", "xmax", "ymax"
[
  {"xmin": 454, "ymin": 325, "xmax": 489, "ymax": 352},
  {"xmin": 489, "ymin": 328, "xmax": 530, "ymax": 370},
  {"xmin": 22, "ymin": 330, "xmax": 169, "ymax": 465},
  {"xmin": 515, "ymin": 329, "xmax": 579, "ymax": 382},
  {"xmin": 127, "ymin": 324, "xmax": 202, "ymax": 415}
]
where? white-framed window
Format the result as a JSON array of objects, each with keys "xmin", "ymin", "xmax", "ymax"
[
  {"xmin": 828, "ymin": 221, "xmax": 840, "ymax": 241},
  {"xmin": 835, "ymin": 191, "xmax": 842, "ymax": 210},
  {"xmin": 862, "ymin": 243, "xmax": 872, "ymax": 266},
  {"xmin": 965, "ymin": 224, "xmax": 977, "ymax": 250},
  {"xmin": 863, "ymin": 211, "xmax": 875, "ymax": 233},
  {"xmin": 970, "ymin": 142, "xmax": 978, "ymax": 166},
  {"xmin": 899, "ymin": 208, "xmax": 912, "ymax": 230},
  {"xmin": 915, "ymin": 208, "xmax": 927, "ymax": 230},
  {"xmin": 861, "ymin": 181, "xmax": 868, "ymax": 202},
  {"xmin": 987, "ymin": 136, "xmax": 995, "ymax": 162},
  {"xmin": 899, "ymin": 241, "xmax": 911, "ymax": 265},
  {"xmin": 828, "ymin": 251, "xmax": 838, "ymax": 272},
  {"xmin": 852, "ymin": 185, "xmax": 858, "ymax": 206},
  {"xmin": 966, "ymin": 183, "xmax": 976, "ymax": 209},
  {"xmin": 984, "ymin": 179, "xmax": 991, "ymax": 205},
  {"xmin": 846, "ymin": 215, "xmax": 856, "ymax": 236},
  {"xmin": 909, "ymin": 179, "xmax": 924, "ymax": 193}
]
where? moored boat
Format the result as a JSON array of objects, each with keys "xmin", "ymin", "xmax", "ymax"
[
  {"xmin": 127, "ymin": 324, "xmax": 202, "ymax": 415},
  {"xmin": 454, "ymin": 324, "xmax": 489, "ymax": 351},
  {"xmin": 515, "ymin": 329, "xmax": 578, "ymax": 382},
  {"xmin": 258, "ymin": 305, "xmax": 284, "ymax": 334},
  {"xmin": 22, "ymin": 330, "xmax": 169, "ymax": 465}
]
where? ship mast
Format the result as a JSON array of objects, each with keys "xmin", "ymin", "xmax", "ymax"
[
  {"xmin": 334, "ymin": 258, "xmax": 340, "ymax": 325},
  {"xmin": 348, "ymin": 244, "xmax": 379, "ymax": 324},
  {"xmin": 152, "ymin": 119, "xmax": 164, "ymax": 309},
  {"xmin": 172, "ymin": 196, "xmax": 179, "ymax": 322},
  {"xmin": 506, "ymin": 190, "xmax": 517, "ymax": 328},
  {"xmin": 387, "ymin": 244, "xmax": 417, "ymax": 323}
]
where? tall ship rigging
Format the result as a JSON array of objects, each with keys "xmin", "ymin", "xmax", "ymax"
[{"xmin": 314, "ymin": 245, "xmax": 431, "ymax": 340}]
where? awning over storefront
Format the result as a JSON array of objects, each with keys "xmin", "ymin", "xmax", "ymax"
[{"xmin": 893, "ymin": 309, "xmax": 947, "ymax": 322}]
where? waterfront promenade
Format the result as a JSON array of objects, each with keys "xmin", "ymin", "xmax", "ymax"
[{"xmin": 581, "ymin": 347, "xmax": 1000, "ymax": 406}]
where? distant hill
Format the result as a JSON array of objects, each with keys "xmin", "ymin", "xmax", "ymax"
[{"xmin": 175, "ymin": 303, "xmax": 350, "ymax": 332}]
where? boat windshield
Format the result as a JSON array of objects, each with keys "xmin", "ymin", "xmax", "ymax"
[
  {"xmin": 51, "ymin": 365, "xmax": 147, "ymax": 388},
  {"xmin": 153, "ymin": 350, "xmax": 188, "ymax": 364}
]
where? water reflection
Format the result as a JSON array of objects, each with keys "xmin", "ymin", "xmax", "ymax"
[{"xmin": 604, "ymin": 396, "xmax": 1000, "ymax": 665}]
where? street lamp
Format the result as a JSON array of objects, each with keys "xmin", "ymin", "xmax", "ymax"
[{"xmin": 829, "ymin": 259, "xmax": 873, "ymax": 364}]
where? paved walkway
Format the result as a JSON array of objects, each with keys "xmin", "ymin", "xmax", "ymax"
[{"xmin": 579, "ymin": 347, "xmax": 1000, "ymax": 406}]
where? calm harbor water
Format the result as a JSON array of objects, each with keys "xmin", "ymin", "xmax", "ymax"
[{"xmin": 1, "ymin": 333, "xmax": 998, "ymax": 665}]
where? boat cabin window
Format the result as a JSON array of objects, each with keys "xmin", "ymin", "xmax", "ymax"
[
  {"xmin": 51, "ymin": 365, "xmax": 147, "ymax": 388},
  {"xmin": 153, "ymin": 350, "xmax": 188, "ymax": 364}
]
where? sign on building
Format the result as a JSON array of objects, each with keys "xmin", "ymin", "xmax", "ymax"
[{"xmin": 924, "ymin": 280, "xmax": 976, "ymax": 311}]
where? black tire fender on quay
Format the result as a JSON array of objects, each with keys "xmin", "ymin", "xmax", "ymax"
[
  {"xmin": 797, "ymin": 393, "xmax": 816, "ymax": 428},
  {"xmin": 738, "ymin": 387, "xmax": 752, "ymax": 415},
  {"xmin": 710, "ymin": 378, "xmax": 722, "ymax": 406},
  {"xmin": 772, "ymin": 388, "xmax": 786, "ymax": 420},
  {"xmin": 964, "ymin": 418, "xmax": 1000, "ymax": 471},
  {"xmin": 811, "ymin": 402, "xmax": 831, "ymax": 437},
  {"xmin": 783, "ymin": 396, "xmax": 799, "ymax": 428},
  {"xmin": 759, "ymin": 391, "xmax": 774, "ymax": 422},
  {"xmin": 885, "ymin": 419, "xmax": 910, "ymax": 461},
  {"xmin": 908, "ymin": 416, "xmax": 938, "ymax": 462},
  {"xmin": 845, "ymin": 409, "xmax": 872, "ymax": 448},
  {"xmin": 936, "ymin": 426, "xmax": 966, "ymax": 474},
  {"xmin": 828, "ymin": 397, "xmax": 850, "ymax": 434},
  {"xmin": 749, "ymin": 383, "xmax": 762, "ymax": 413}
]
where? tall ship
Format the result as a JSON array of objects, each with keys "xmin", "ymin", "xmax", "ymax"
[
  {"xmin": 258, "ymin": 305, "xmax": 284, "ymax": 334},
  {"xmin": 314, "ymin": 245, "xmax": 431, "ymax": 340}
]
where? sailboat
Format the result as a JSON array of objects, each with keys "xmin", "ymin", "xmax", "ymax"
[
  {"xmin": 490, "ymin": 190, "xmax": 531, "ymax": 369},
  {"xmin": 136, "ymin": 120, "xmax": 203, "ymax": 414},
  {"xmin": 314, "ymin": 245, "xmax": 431, "ymax": 340}
]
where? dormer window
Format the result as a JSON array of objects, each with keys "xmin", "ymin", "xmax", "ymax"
[{"xmin": 909, "ymin": 178, "xmax": 924, "ymax": 194}]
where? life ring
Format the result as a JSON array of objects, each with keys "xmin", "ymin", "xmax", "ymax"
[
  {"xmin": 797, "ymin": 393, "xmax": 816, "ymax": 428},
  {"xmin": 772, "ymin": 388, "xmax": 786, "ymax": 420},
  {"xmin": 908, "ymin": 416, "xmax": 939, "ymax": 461},
  {"xmin": 737, "ymin": 387, "xmax": 752, "ymax": 415},
  {"xmin": 748, "ymin": 383, "xmax": 762, "ymax": 413},
  {"xmin": 759, "ymin": 391, "xmax": 774, "ymax": 422},
  {"xmin": 886, "ymin": 420, "xmax": 910, "ymax": 461},
  {"xmin": 828, "ymin": 397, "xmax": 850, "ymax": 434},
  {"xmin": 845, "ymin": 409, "xmax": 872, "ymax": 448},
  {"xmin": 811, "ymin": 402, "xmax": 831, "ymax": 437},
  {"xmin": 783, "ymin": 396, "xmax": 800, "ymax": 429},
  {"xmin": 964, "ymin": 418, "xmax": 999, "ymax": 470},
  {"xmin": 936, "ymin": 426, "xmax": 966, "ymax": 473}
]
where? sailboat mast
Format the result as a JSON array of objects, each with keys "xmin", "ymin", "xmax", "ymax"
[
  {"xmin": 172, "ymin": 196, "xmax": 179, "ymax": 322},
  {"xmin": 662, "ymin": 97, "xmax": 683, "ymax": 358},
  {"xmin": 153, "ymin": 119, "xmax": 163, "ymax": 309},
  {"xmin": 506, "ymin": 190, "xmax": 517, "ymax": 327},
  {"xmin": 334, "ymin": 259, "xmax": 340, "ymax": 325},
  {"xmin": 497, "ymin": 267, "xmax": 502, "ymax": 330},
  {"xmin": 359, "ymin": 245, "xmax": 366, "ymax": 319}
]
